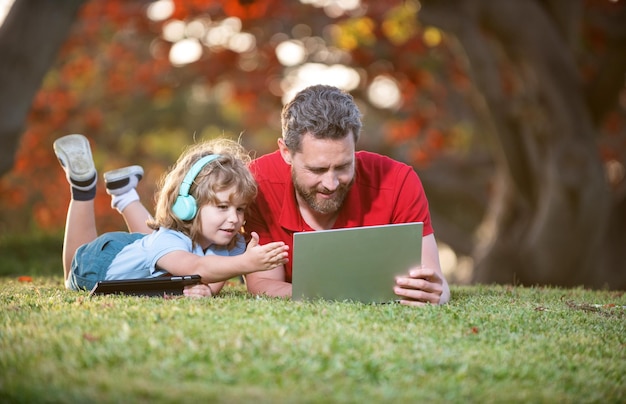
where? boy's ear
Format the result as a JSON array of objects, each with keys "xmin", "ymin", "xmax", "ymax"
[{"xmin": 277, "ymin": 138, "xmax": 292, "ymax": 165}]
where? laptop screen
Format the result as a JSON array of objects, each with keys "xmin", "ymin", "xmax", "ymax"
[{"xmin": 292, "ymin": 222, "xmax": 423, "ymax": 303}]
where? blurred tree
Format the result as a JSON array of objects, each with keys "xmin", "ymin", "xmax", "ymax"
[
  {"xmin": 0, "ymin": 0, "xmax": 86, "ymax": 175},
  {"xmin": 0, "ymin": 0, "xmax": 623, "ymax": 288},
  {"xmin": 418, "ymin": 0, "xmax": 626, "ymax": 288}
]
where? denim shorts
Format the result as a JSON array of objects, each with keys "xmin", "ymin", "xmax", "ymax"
[{"xmin": 67, "ymin": 232, "xmax": 145, "ymax": 291}]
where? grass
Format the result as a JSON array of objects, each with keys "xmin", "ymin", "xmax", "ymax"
[{"xmin": 0, "ymin": 235, "xmax": 625, "ymax": 403}]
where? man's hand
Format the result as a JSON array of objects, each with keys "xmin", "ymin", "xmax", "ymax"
[{"xmin": 394, "ymin": 266, "xmax": 448, "ymax": 306}]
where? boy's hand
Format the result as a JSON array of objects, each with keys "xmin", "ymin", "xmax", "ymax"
[
  {"xmin": 245, "ymin": 232, "xmax": 289, "ymax": 271},
  {"xmin": 183, "ymin": 283, "xmax": 214, "ymax": 298}
]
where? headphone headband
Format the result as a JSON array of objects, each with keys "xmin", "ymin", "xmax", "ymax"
[
  {"xmin": 171, "ymin": 154, "xmax": 222, "ymax": 221},
  {"xmin": 178, "ymin": 154, "xmax": 221, "ymax": 197}
]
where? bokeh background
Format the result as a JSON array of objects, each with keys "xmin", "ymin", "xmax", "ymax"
[{"xmin": 0, "ymin": 0, "xmax": 624, "ymax": 288}]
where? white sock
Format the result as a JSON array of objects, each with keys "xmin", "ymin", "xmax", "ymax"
[{"xmin": 111, "ymin": 188, "xmax": 140, "ymax": 213}]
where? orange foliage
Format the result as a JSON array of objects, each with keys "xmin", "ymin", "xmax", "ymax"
[
  {"xmin": 385, "ymin": 120, "xmax": 422, "ymax": 143},
  {"xmin": 222, "ymin": 0, "xmax": 275, "ymax": 20},
  {"xmin": 1, "ymin": 0, "xmax": 623, "ymax": 235}
]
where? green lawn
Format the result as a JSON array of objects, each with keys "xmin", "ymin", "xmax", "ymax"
[{"xmin": 1, "ymin": 276, "xmax": 624, "ymax": 403}]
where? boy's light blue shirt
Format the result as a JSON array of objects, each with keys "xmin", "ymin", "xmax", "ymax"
[{"xmin": 105, "ymin": 227, "xmax": 246, "ymax": 280}]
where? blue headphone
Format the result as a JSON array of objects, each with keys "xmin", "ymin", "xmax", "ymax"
[{"xmin": 171, "ymin": 154, "xmax": 221, "ymax": 221}]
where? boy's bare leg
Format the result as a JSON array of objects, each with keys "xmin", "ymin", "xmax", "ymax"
[
  {"xmin": 53, "ymin": 134, "xmax": 98, "ymax": 282},
  {"xmin": 62, "ymin": 200, "xmax": 97, "ymax": 280},
  {"xmin": 104, "ymin": 165, "xmax": 151, "ymax": 234},
  {"xmin": 120, "ymin": 200, "xmax": 152, "ymax": 234}
]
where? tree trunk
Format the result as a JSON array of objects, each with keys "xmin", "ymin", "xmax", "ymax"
[
  {"xmin": 419, "ymin": 0, "xmax": 625, "ymax": 289},
  {"xmin": 0, "ymin": 0, "xmax": 86, "ymax": 176}
]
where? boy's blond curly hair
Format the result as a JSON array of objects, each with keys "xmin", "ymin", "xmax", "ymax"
[{"xmin": 148, "ymin": 138, "xmax": 257, "ymax": 248}]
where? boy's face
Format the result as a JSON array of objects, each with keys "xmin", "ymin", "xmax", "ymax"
[
  {"xmin": 197, "ymin": 186, "xmax": 246, "ymax": 248},
  {"xmin": 279, "ymin": 132, "xmax": 355, "ymax": 215}
]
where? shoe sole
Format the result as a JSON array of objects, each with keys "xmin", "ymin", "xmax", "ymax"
[
  {"xmin": 104, "ymin": 165, "xmax": 144, "ymax": 195},
  {"xmin": 103, "ymin": 165, "xmax": 144, "ymax": 183},
  {"xmin": 53, "ymin": 134, "xmax": 96, "ymax": 183}
]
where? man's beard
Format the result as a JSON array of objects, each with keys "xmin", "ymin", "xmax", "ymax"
[{"xmin": 292, "ymin": 170, "xmax": 354, "ymax": 215}]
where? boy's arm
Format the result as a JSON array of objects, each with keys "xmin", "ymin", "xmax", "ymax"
[{"xmin": 156, "ymin": 237, "xmax": 288, "ymax": 284}]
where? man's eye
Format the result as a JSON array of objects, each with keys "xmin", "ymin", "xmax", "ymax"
[{"xmin": 338, "ymin": 164, "xmax": 351, "ymax": 171}]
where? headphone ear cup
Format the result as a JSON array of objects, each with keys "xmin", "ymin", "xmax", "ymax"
[{"xmin": 172, "ymin": 194, "xmax": 198, "ymax": 221}]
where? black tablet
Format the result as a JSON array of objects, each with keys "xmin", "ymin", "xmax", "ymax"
[{"xmin": 89, "ymin": 275, "xmax": 202, "ymax": 297}]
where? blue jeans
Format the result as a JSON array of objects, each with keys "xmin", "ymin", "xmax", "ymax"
[{"xmin": 67, "ymin": 232, "xmax": 145, "ymax": 291}]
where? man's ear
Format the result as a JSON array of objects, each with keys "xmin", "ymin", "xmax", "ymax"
[{"xmin": 277, "ymin": 138, "xmax": 292, "ymax": 165}]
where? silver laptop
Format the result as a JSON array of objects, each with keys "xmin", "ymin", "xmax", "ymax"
[{"xmin": 292, "ymin": 222, "xmax": 423, "ymax": 303}]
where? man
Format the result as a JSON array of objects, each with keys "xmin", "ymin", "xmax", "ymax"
[{"xmin": 244, "ymin": 85, "xmax": 449, "ymax": 305}]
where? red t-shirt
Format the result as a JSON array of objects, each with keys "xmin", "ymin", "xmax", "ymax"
[{"xmin": 247, "ymin": 150, "xmax": 433, "ymax": 282}]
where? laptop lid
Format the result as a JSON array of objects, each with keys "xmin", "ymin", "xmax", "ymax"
[
  {"xmin": 89, "ymin": 275, "xmax": 202, "ymax": 297},
  {"xmin": 292, "ymin": 222, "xmax": 423, "ymax": 303}
]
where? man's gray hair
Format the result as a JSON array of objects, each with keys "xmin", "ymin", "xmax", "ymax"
[{"xmin": 281, "ymin": 85, "xmax": 362, "ymax": 152}]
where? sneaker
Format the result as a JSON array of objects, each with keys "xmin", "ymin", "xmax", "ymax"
[
  {"xmin": 53, "ymin": 134, "xmax": 97, "ymax": 191},
  {"xmin": 104, "ymin": 165, "xmax": 144, "ymax": 196}
]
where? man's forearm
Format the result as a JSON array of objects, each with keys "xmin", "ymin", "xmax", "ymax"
[{"xmin": 246, "ymin": 278, "xmax": 292, "ymax": 298}]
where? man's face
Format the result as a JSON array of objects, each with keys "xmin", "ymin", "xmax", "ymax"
[{"xmin": 281, "ymin": 132, "xmax": 355, "ymax": 215}]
